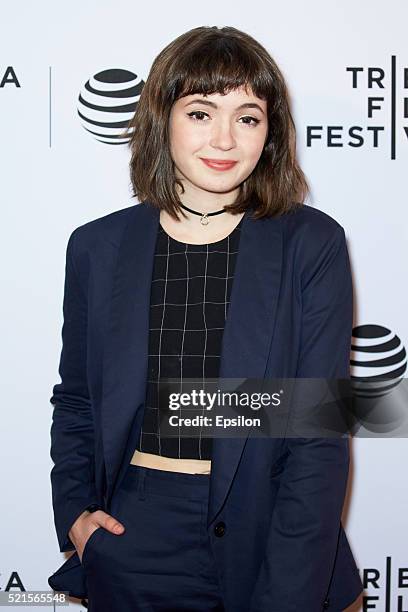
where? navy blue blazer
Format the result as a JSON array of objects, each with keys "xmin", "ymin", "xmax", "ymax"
[{"xmin": 48, "ymin": 201, "xmax": 363, "ymax": 611}]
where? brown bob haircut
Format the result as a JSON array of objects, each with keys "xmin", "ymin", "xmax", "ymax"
[{"xmin": 126, "ymin": 25, "xmax": 309, "ymax": 220}]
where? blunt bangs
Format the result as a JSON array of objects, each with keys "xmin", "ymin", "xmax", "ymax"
[{"xmin": 169, "ymin": 40, "xmax": 271, "ymax": 106}]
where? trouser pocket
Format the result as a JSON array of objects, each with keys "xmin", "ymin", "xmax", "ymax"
[{"xmin": 81, "ymin": 526, "xmax": 106, "ymax": 568}]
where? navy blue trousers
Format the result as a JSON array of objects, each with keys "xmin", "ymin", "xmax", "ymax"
[{"xmin": 82, "ymin": 464, "xmax": 225, "ymax": 611}]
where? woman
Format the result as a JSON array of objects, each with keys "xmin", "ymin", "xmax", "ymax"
[{"xmin": 48, "ymin": 26, "xmax": 363, "ymax": 611}]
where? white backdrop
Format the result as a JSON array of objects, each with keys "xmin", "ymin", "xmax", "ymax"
[{"xmin": 1, "ymin": 1, "xmax": 407, "ymax": 610}]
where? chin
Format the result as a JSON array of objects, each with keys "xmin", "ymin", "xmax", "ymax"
[{"xmin": 197, "ymin": 182, "xmax": 239, "ymax": 195}]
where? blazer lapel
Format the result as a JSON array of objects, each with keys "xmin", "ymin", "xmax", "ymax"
[
  {"xmin": 100, "ymin": 201, "xmax": 283, "ymax": 524},
  {"xmin": 101, "ymin": 202, "xmax": 159, "ymax": 497},
  {"xmin": 207, "ymin": 208, "xmax": 283, "ymax": 525}
]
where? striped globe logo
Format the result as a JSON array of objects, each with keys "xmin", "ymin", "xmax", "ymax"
[
  {"xmin": 77, "ymin": 68, "xmax": 144, "ymax": 144},
  {"xmin": 350, "ymin": 324, "xmax": 407, "ymax": 399}
]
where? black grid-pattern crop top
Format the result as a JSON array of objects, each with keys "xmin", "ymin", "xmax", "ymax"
[{"xmin": 136, "ymin": 216, "xmax": 243, "ymax": 460}]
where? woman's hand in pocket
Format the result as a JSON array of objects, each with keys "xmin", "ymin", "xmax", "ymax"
[{"xmin": 69, "ymin": 509, "xmax": 125, "ymax": 562}]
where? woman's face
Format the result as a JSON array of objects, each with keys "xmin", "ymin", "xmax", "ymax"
[{"xmin": 168, "ymin": 86, "xmax": 268, "ymax": 199}]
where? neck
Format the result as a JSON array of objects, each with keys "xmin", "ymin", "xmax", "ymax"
[
  {"xmin": 159, "ymin": 207, "xmax": 245, "ymax": 245},
  {"xmin": 176, "ymin": 184, "xmax": 240, "ymax": 215}
]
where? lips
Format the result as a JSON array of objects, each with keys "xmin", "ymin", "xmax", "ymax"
[{"xmin": 200, "ymin": 158, "xmax": 238, "ymax": 171}]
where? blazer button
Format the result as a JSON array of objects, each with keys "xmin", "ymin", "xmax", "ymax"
[
  {"xmin": 323, "ymin": 597, "xmax": 330, "ymax": 609},
  {"xmin": 214, "ymin": 522, "xmax": 226, "ymax": 537}
]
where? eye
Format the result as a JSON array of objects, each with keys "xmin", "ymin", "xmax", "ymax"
[
  {"xmin": 239, "ymin": 116, "xmax": 260, "ymax": 126},
  {"xmin": 187, "ymin": 111, "xmax": 209, "ymax": 121}
]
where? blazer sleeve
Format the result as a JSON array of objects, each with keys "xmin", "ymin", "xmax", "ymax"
[
  {"xmin": 250, "ymin": 225, "xmax": 353, "ymax": 611},
  {"xmin": 49, "ymin": 228, "xmax": 99, "ymax": 553}
]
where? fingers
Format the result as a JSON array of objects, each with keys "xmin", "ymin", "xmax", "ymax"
[{"xmin": 91, "ymin": 510, "xmax": 125, "ymax": 535}]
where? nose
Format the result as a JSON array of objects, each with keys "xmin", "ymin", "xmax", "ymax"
[{"xmin": 209, "ymin": 119, "xmax": 236, "ymax": 150}]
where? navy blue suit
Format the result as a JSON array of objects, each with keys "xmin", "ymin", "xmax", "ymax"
[{"xmin": 48, "ymin": 201, "xmax": 363, "ymax": 611}]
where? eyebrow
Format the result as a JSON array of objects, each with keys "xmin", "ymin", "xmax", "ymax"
[{"xmin": 184, "ymin": 98, "xmax": 265, "ymax": 115}]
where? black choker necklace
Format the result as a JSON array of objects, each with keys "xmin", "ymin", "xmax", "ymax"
[{"xmin": 178, "ymin": 202, "xmax": 226, "ymax": 226}]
